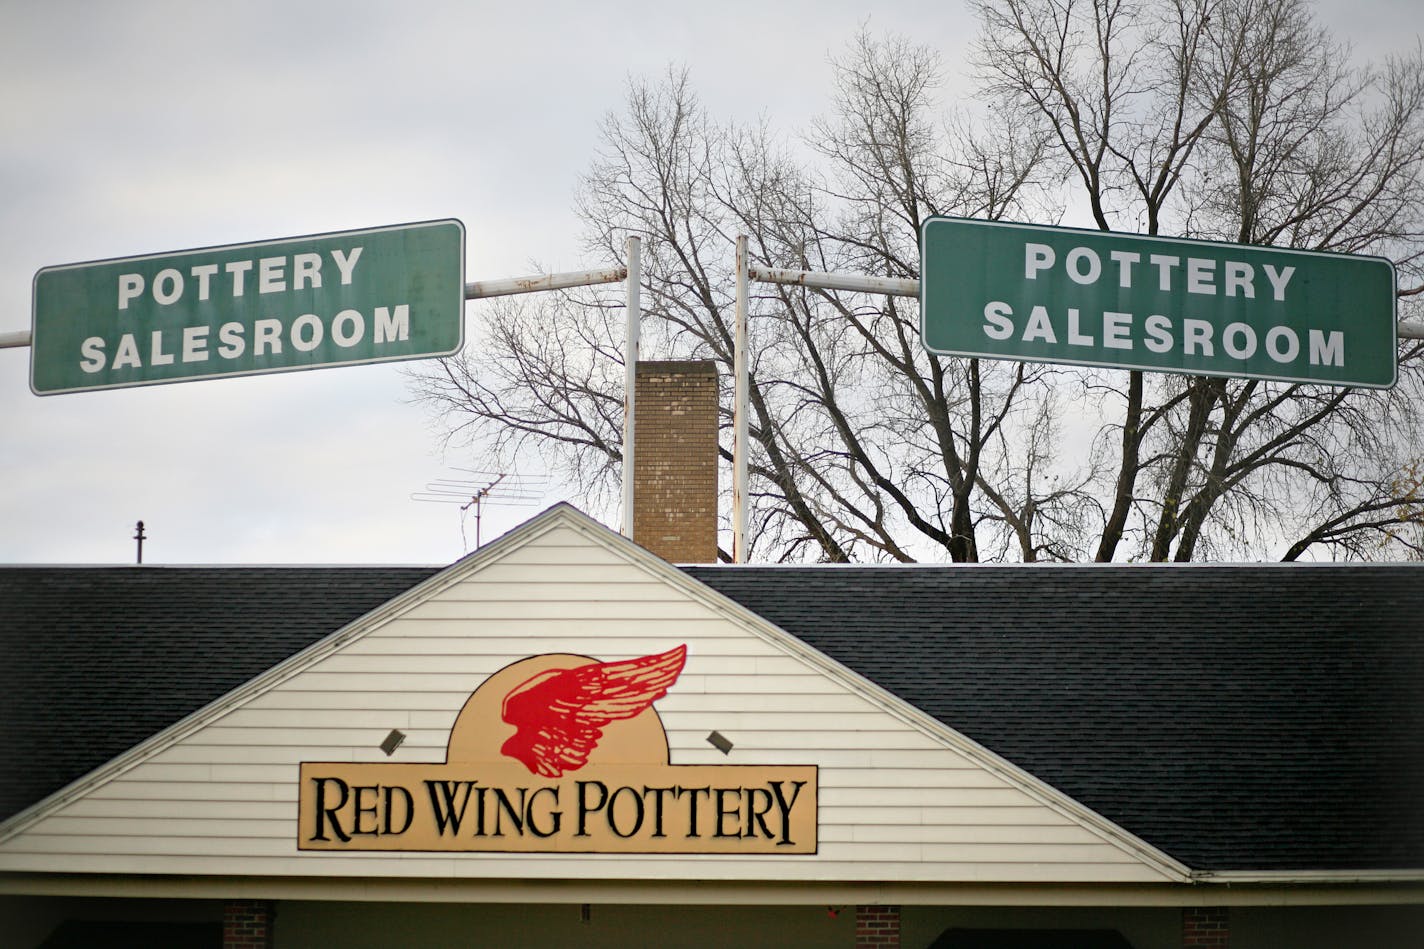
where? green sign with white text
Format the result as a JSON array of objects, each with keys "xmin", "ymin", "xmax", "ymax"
[
  {"xmin": 920, "ymin": 217, "xmax": 1396, "ymax": 388},
  {"xmin": 31, "ymin": 219, "xmax": 466, "ymax": 395}
]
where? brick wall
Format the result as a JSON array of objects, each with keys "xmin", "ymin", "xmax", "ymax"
[
  {"xmin": 1182, "ymin": 906, "xmax": 1228, "ymax": 948},
  {"xmin": 856, "ymin": 905, "xmax": 901, "ymax": 947},
  {"xmin": 222, "ymin": 899, "xmax": 274, "ymax": 949},
  {"xmin": 632, "ymin": 360, "xmax": 719, "ymax": 563}
]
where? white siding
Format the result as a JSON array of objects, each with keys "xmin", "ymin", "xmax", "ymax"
[{"xmin": 0, "ymin": 514, "xmax": 1180, "ymax": 884}]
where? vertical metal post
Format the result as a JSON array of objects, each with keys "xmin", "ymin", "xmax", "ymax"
[
  {"xmin": 733, "ymin": 235, "xmax": 749, "ymax": 563},
  {"xmin": 621, "ymin": 235, "xmax": 641, "ymax": 538}
]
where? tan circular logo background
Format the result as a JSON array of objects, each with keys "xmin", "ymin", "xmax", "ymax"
[{"xmin": 444, "ymin": 653, "xmax": 672, "ymax": 769}]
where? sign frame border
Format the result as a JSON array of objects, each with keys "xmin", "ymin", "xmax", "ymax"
[
  {"xmin": 918, "ymin": 215, "xmax": 1399, "ymax": 389},
  {"xmin": 30, "ymin": 218, "xmax": 467, "ymax": 396}
]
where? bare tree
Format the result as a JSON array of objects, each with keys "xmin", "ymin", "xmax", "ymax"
[
  {"xmin": 971, "ymin": 0, "xmax": 1424, "ymax": 561},
  {"xmin": 411, "ymin": 1, "xmax": 1424, "ymax": 563}
]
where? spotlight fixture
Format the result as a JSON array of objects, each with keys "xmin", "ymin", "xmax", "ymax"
[
  {"xmin": 379, "ymin": 729, "xmax": 406, "ymax": 756},
  {"xmin": 706, "ymin": 730, "xmax": 734, "ymax": 755}
]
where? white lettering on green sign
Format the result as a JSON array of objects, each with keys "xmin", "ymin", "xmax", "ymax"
[
  {"xmin": 919, "ymin": 218, "xmax": 1396, "ymax": 388},
  {"xmin": 30, "ymin": 220, "xmax": 465, "ymax": 395}
]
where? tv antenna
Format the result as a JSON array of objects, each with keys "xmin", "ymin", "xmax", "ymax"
[{"xmin": 411, "ymin": 470, "xmax": 546, "ymax": 550}]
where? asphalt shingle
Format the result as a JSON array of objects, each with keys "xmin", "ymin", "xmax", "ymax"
[
  {"xmin": 0, "ymin": 565, "xmax": 439, "ymax": 823},
  {"xmin": 684, "ymin": 563, "xmax": 1424, "ymax": 872}
]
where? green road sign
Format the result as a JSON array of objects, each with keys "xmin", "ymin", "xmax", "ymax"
[
  {"xmin": 31, "ymin": 219, "xmax": 466, "ymax": 395},
  {"xmin": 920, "ymin": 217, "xmax": 1397, "ymax": 388}
]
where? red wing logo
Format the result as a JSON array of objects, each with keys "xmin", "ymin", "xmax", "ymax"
[
  {"xmin": 298, "ymin": 640, "xmax": 819, "ymax": 853},
  {"xmin": 499, "ymin": 644, "xmax": 687, "ymax": 778}
]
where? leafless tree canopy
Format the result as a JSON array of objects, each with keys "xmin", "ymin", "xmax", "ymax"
[{"xmin": 409, "ymin": 0, "xmax": 1424, "ymax": 563}]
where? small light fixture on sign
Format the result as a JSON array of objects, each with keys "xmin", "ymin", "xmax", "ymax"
[
  {"xmin": 380, "ymin": 729, "xmax": 406, "ymax": 756},
  {"xmin": 706, "ymin": 730, "xmax": 733, "ymax": 755}
]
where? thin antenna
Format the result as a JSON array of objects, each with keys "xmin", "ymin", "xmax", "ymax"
[
  {"xmin": 133, "ymin": 520, "xmax": 146, "ymax": 564},
  {"xmin": 412, "ymin": 472, "xmax": 546, "ymax": 551},
  {"xmin": 465, "ymin": 474, "xmax": 504, "ymax": 549}
]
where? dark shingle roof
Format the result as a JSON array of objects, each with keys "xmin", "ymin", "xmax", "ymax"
[
  {"xmin": 2, "ymin": 561, "xmax": 1421, "ymax": 874},
  {"xmin": 684, "ymin": 563, "xmax": 1424, "ymax": 872},
  {"xmin": 0, "ymin": 565, "xmax": 438, "ymax": 823}
]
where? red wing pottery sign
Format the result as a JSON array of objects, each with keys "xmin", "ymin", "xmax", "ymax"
[{"xmin": 298, "ymin": 645, "xmax": 818, "ymax": 854}]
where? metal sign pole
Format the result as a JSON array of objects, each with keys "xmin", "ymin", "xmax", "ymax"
[
  {"xmin": 734, "ymin": 236, "xmax": 750, "ymax": 563},
  {"xmin": 622, "ymin": 236, "xmax": 641, "ymax": 538},
  {"xmin": 465, "ymin": 266, "xmax": 626, "ymax": 300},
  {"xmin": 748, "ymin": 265, "xmax": 918, "ymax": 298}
]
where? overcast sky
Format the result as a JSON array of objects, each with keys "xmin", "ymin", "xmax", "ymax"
[{"xmin": 1, "ymin": 0, "xmax": 1417, "ymax": 565}]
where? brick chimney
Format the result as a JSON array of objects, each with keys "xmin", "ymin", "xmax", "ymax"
[{"xmin": 632, "ymin": 360, "xmax": 719, "ymax": 562}]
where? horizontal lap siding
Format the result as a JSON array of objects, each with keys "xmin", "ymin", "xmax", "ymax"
[{"xmin": 0, "ymin": 524, "xmax": 1168, "ymax": 883}]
